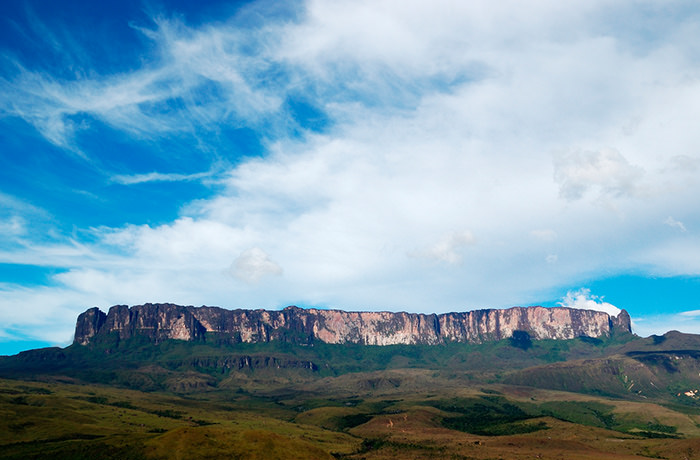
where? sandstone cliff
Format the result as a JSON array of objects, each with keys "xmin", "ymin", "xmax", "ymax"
[{"xmin": 73, "ymin": 304, "xmax": 632, "ymax": 346}]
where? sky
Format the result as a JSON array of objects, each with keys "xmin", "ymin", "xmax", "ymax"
[{"xmin": 1, "ymin": 0, "xmax": 700, "ymax": 355}]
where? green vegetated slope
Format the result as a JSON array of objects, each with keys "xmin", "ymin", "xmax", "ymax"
[
  {"xmin": 504, "ymin": 331, "xmax": 700, "ymax": 404},
  {"xmin": 0, "ymin": 378, "xmax": 354, "ymax": 459},
  {"xmin": 0, "ymin": 328, "xmax": 637, "ymax": 389},
  {"xmin": 2, "ymin": 330, "xmax": 700, "ymax": 459}
]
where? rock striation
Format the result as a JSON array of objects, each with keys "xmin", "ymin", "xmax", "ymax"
[{"xmin": 73, "ymin": 303, "xmax": 632, "ymax": 346}]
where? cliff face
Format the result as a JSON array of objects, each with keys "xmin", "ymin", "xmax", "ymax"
[
  {"xmin": 75, "ymin": 304, "xmax": 207, "ymax": 345},
  {"xmin": 73, "ymin": 303, "xmax": 632, "ymax": 346}
]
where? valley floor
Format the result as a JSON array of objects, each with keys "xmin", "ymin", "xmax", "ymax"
[{"xmin": 2, "ymin": 372, "xmax": 700, "ymax": 460}]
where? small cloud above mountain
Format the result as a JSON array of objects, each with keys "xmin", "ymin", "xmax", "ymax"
[
  {"xmin": 410, "ymin": 231, "xmax": 475, "ymax": 264},
  {"xmin": 230, "ymin": 247, "xmax": 283, "ymax": 284},
  {"xmin": 559, "ymin": 287, "xmax": 621, "ymax": 316}
]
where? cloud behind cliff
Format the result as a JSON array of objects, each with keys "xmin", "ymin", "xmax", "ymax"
[{"xmin": 558, "ymin": 288, "xmax": 621, "ymax": 317}]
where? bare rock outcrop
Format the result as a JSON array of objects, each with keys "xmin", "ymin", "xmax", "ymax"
[{"xmin": 73, "ymin": 303, "xmax": 632, "ymax": 346}]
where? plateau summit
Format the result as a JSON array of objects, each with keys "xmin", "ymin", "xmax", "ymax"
[{"xmin": 74, "ymin": 304, "xmax": 632, "ymax": 347}]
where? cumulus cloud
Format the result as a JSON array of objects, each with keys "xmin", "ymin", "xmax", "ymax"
[
  {"xmin": 230, "ymin": 247, "xmax": 283, "ymax": 284},
  {"xmin": 553, "ymin": 148, "xmax": 644, "ymax": 201},
  {"xmin": 558, "ymin": 288, "xmax": 621, "ymax": 317}
]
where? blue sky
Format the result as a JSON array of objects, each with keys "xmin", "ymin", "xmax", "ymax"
[{"xmin": 2, "ymin": 0, "xmax": 700, "ymax": 355}]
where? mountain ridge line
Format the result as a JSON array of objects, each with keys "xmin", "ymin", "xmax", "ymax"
[{"xmin": 74, "ymin": 303, "xmax": 632, "ymax": 346}]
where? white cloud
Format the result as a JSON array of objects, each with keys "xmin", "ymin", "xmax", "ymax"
[
  {"xmin": 0, "ymin": 285, "xmax": 95, "ymax": 346},
  {"xmin": 664, "ymin": 216, "xmax": 687, "ymax": 232},
  {"xmin": 553, "ymin": 148, "xmax": 644, "ymax": 201},
  {"xmin": 3, "ymin": 1, "xmax": 700, "ymax": 345},
  {"xmin": 111, "ymin": 171, "xmax": 212, "ymax": 185},
  {"xmin": 0, "ymin": 192, "xmax": 47, "ymax": 217},
  {"xmin": 0, "ymin": 216, "xmax": 25, "ymax": 237},
  {"xmin": 411, "ymin": 231, "xmax": 476, "ymax": 264},
  {"xmin": 0, "ymin": 15, "xmax": 283, "ymax": 152},
  {"xmin": 230, "ymin": 247, "xmax": 283, "ymax": 284},
  {"xmin": 558, "ymin": 288, "xmax": 621, "ymax": 317},
  {"xmin": 634, "ymin": 237, "xmax": 700, "ymax": 276},
  {"xmin": 100, "ymin": 218, "xmax": 252, "ymax": 267},
  {"xmin": 0, "ymin": 192, "xmax": 52, "ymax": 240}
]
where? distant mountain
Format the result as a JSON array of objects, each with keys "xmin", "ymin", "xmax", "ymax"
[
  {"xmin": 504, "ymin": 330, "xmax": 700, "ymax": 401},
  {"xmin": 74, "ymin": 303, "xmax": 632, "ymax": 347}
]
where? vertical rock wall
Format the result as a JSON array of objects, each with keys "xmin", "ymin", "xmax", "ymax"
[{"xmin": 73, "ymin": 303, "xmax": 632, "ymax": 346}]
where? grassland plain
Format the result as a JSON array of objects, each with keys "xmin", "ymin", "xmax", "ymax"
[
  {"xmin": 2, "ymin": 332, "xmax": 700, "ymax": 459},
  {"xmin": 2, "ymin": 375, "xmax": 700, "ymax": 458}
]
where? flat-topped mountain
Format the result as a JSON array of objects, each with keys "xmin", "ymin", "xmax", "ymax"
[
  {"xmin": 8, "ymin": 304, "xmax": 700, "ymax": 460},
  {"xmin": 74, "ymin": 303, "xmax": 632, "ymax": 346}
]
